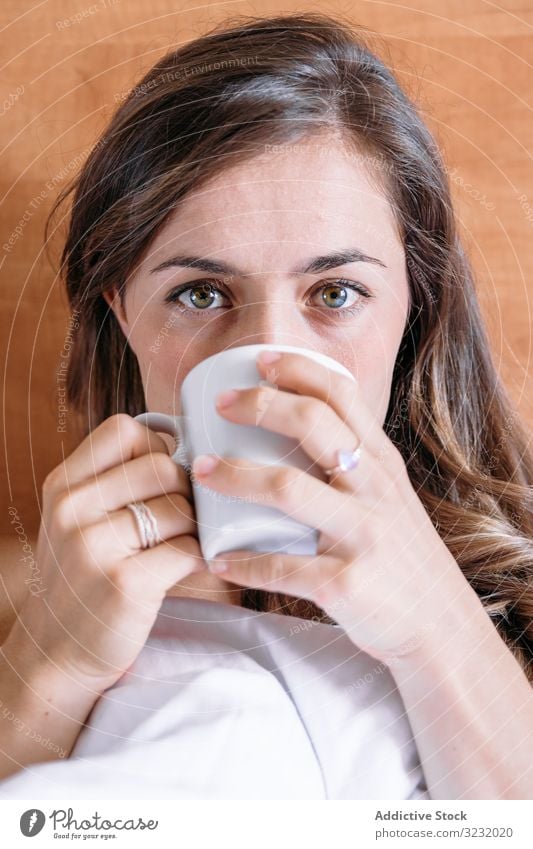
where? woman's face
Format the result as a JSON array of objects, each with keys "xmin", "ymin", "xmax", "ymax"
[{"xmin": 105, "ymin": 134, "xmax": 410, "ymax": 428}]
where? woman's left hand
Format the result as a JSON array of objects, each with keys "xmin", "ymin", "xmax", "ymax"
[{"xmin": 192, "ymin": 350, "xmax": 470, "ymax": 662}]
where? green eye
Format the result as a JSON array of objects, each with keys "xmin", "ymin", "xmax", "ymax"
[
  {"xmin": 320, "ymin": 284, "xmax": 349, "ymax": 309},
  {"xmin": 188, "ymin": 283, "xmax": 218, "ymax": 309},
  {"xmin": 171, "ymin": 282, "xmax": 225, "ymax": 310},
  {"xmin": 164, "ymin": 277, "xmax": 372, "ymax": 318}
]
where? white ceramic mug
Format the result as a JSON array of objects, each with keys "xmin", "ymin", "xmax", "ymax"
[{"xmin": 135, "ymin": 344, "xmax": 356, "ymax": 561}]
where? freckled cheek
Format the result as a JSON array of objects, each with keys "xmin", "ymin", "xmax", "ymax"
[
  {"xmin": 128, "ymin": 317, "xmax": 179, "ymax": 375},
  {"xmin": 337, "ymin": 334, "xmax": 399, "ymax": 425}
]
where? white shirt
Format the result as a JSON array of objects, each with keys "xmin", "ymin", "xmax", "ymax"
[{"xmin": 0, "ymin": 596, "xmax": 429, "ymax": 800}]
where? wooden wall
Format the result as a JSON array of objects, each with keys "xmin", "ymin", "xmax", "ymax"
[{"xmin": 1, "ymin": 0, "xmax": 531, "ymax": 535}]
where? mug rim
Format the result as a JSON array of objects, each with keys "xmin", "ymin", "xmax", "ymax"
[{"xmin": 182, "ymin": 343, "xmax": 356, "ymax": 395}]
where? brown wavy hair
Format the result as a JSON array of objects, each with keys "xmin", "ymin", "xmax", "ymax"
[{"xmin": 46, "ymin": 12, "xmax": 533, "ymax": 681}]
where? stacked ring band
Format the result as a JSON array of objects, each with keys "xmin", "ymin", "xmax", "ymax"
[{"xmin": 126, "ymin": 501, "xmax": 163, "ymax": 549}]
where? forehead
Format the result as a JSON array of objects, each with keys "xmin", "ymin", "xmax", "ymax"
[{"xmin": 146, "ymin": 135, "xmax": 404, "ymax": 271}]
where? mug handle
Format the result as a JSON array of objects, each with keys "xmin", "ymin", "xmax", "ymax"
[{"xmin": 134, "ymin": 413, "xmax": 190, "ymax": 469}]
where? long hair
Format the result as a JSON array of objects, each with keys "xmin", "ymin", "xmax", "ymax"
[{"xmin": 46, "ymin": 12, "xmax": 533, "ymax": 681}]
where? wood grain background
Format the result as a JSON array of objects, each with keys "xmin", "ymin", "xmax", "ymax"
[{"xmin": 1, "ymin": 0, "xmax": 531, "ymax": 537}]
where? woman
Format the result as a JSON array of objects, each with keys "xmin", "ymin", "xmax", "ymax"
[{"xmin": 0, "ymin": 11, "xmax": 531, "ymax": 799}]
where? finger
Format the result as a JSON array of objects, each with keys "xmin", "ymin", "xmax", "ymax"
[
  {"xmin": 48, "ymin": 449, "xmax": 193, "ymax": 531},
  {"xmin": 255, "ymin": 350, "xmax": 385, "ymax": 457},
  {"xmin": 206, "ymin": 548, "xmax": 340, "ymax": 605},
  {"xmin": 47, "ymin": 414, "xmax": 175, "ymax": 493},
  {"xmin": 123, "ymin": 533, "xmax": 207, "ymax": 599},
  {"xmin": 216, "ymin": 384, "xmax": 360, "ymax": 475},
  {"xmin": 192, "ymin": 455, "xmax": 360, "ymax": 544},
  {"xmin": 79, "ymin": 491, "xmax": 197, "ymax": 560}
]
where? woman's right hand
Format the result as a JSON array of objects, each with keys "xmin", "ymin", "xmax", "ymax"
[{"xmin": 8, "ymin": 413, "xmax": 206, "ymax": 694}]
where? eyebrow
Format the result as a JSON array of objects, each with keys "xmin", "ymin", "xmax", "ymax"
[{"xmin": 150, "ymin": 248, "xmax": 387, "ymax": 276}]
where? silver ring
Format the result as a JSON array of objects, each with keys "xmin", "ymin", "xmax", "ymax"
[
  {"xmin": 324, "ymin": 443, "xmax": 362, "ymax": 479},
  {"xmin": 126, "ymin": 501, "xmax": 163, "ymax": 549}
]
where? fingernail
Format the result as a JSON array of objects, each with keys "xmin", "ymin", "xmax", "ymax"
[
  {"xmin": 192, "ymin": 454, "xmax": 219, "ymax": 475},
  {"xmin": 216, "ymin": 389, "xmax": 239, "ymax": 408},
  {"xmin": 208, "ymin": 558, "xmax": 228, "ymax": 573},
  {"xmin": 258, "ymin": 350, "xmax": 281, "ymax": 364}
]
